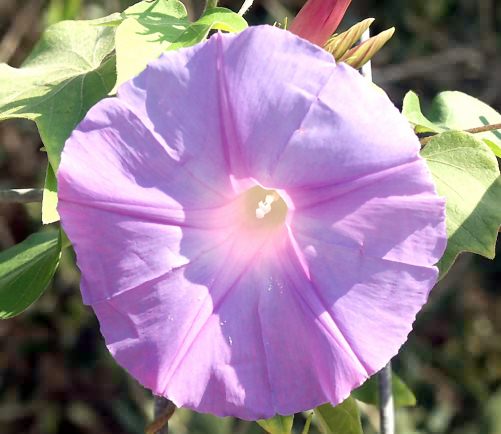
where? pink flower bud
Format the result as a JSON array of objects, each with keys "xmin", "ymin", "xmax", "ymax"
[{"xmin": 290, "ymin": 0, "xmax": 352, "ymax": 46}]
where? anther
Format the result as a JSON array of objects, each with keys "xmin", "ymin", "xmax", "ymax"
[{"xmin": 256, "ymin": 194, "xmax": 276, "ymax": 219}]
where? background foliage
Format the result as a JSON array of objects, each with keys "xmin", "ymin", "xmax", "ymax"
[{"xmin": 0, "ymin": 0, "xmax": 500, "ymax": 433}]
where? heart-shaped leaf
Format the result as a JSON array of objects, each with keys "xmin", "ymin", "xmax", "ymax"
[
  {"xmin": 421, "ymin": 131, "xmax": 501, "ymax": 277},
  {"xmin": 403, "ymin": 91, "xmax": 501, "ymax": 157},
  {"xmin": 0, "ymin": 20, "xmax": 116, "ymax": 222},
  {"xmin": 0, "ymin": 20, "xmax": 116, "ymax": 170}
]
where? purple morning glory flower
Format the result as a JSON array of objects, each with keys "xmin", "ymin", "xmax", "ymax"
[{"xmin": 57, "ymin": 25, "xmax": 446, "ymax": 420}]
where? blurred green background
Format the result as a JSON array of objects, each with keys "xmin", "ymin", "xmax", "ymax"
[{"xmin": 0, "ymin": 0, "xmax": 500, "ymax": 433}]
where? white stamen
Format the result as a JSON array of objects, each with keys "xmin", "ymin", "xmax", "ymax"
[{"xmin": 255, "ymin": 194, "xmax": 276, "ymax": 219}]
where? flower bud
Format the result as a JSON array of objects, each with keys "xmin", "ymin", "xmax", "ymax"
[{"xmin": 289, "ymin": 0, "xmax": 352, "ymax": 46}]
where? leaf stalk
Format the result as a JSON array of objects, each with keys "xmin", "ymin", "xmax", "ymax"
[
  {"xmin": 420, "ymin": 122, "xmax": 501, "ymax": 146},
  {"xmin": 146, "ymin": 397, "xmax": 176, "ymax": 434}
]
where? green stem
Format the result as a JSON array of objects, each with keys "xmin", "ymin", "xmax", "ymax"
[
  {"xmin": 301, "ymin": 412, "xmax": 314, "ymax": 434},
  {"xmin": 206, "ymin": 0, "xmax": 218, "ymax": 9},
  {"xmin": 420, "ymin": 122, "xmax": 501, "ymax": 146}
]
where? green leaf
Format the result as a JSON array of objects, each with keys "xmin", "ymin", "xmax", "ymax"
[
  {"xmin": 257, "ymin": 415, "xmax": 294, "ymax": 434},
  {"xmin": 421, "ymin": 131, "xmax": 501, "ymax": 277},
  {"xmin": 0, "ymin": 231, "xmax": 61, "ymax": 319},
  {"xmin": 402, "ymin": 91, "xmax": 439, "ymax": 133},
  {"xmin": 114, "ymin": 0, "xmax": 248, "ymax": 88},
  {"xmin": 168, "ymin": 7, "xmax": 248, "ymax": 51},
  {"xmin": 114, "ymin": 0, "xmax": 190, "ymax": 88},
  {"xmin": 88, "ymin": 12, "xmax": 123, "ymax": 26},
  {"xmin": 123, "ymin": 0, "xmax": 187, "ymax": 17},
  {"xmin": 60, "ymin": 229, "xmax": 72, "ymax": 250},
  {"xmin": 0, "ymin": 20, "xmax": 116, "ymax": 170},
  {"xmin": 403, "ymin": 91, "xmax": 501, "ymax": 157},
  {"xmin": 42, "ymin": 164, "xmax": 60, "ymax": 224},
  {"xmin": 352, "ymin": 372, "xmax": 416, "ymax": 407},
  {"xmin": 315, "ymin": 398, "xmax": 363, "ymax": 434}
]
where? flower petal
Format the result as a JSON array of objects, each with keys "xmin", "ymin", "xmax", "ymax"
[
  {"xmin": 91, "ymin": 230, "xmax": 275, "ymax": 419},
  {"xmin": 92, "ymin": 234, "xmax": 371, "ymax": 419},
  {"xmin": 286, "ymin": 157, "xmax": 446, "ymax": 371},
  {"xmin": 291, "ymin": 158, "xmax": 446, "ymax": 265},
  {"xmin": 117, "ymin": 35, "xmax": 234, "ymax": 196},
  {"xmin": 57, "ymin": 25, "xmax": 447, "ymax": 420},
  {"xmin": 216, "ymin": 26, "xmax": 420, "ymax": 188},
  {"xmin": 58, "ymin": 98, "xmax": 238, "ymax": 303},
  {"xmin": 118, "ymin": 26, "xmax": 419, "ymax": 190}
]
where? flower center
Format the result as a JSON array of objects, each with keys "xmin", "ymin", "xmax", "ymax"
[
  {"xmin": 255, "ymin": 192, "xmax": 279, "ymax": 219},
  {"xmin": 243, "ymin": 186, "xmax": 288, "ymax": 228}
]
